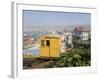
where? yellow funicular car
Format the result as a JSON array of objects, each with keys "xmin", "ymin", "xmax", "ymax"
[{"xmin": 40, "ymin": 35, "xmax": 61, "ymax": 58}]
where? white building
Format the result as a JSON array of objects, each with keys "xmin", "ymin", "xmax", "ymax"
[
  {"xmin": 72, "ymin": 27, "xmax": 89, "ymax": 41},
  {"xmin": 65, "ymin": 32, "xmax": 73, "ymax": 44},
  {"xmin": 61, "ymin": 32, "xmax": 73, "ymax": 53}
]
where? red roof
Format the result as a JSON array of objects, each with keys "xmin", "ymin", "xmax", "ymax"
[{"xmin": 74, "ymin": 26, "xmax": 88, "ymax": 32}]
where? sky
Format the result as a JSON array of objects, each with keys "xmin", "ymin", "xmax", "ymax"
[{"xmin": 23, "ymin": 10, "xmax": 91, "ymax": 31}]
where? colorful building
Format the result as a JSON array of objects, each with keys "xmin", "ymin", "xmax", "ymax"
[
  {"xmin": 72, "ymin": 27, "xmax": 89, "ymax": 41},
  {"xmin": 23, "ymin": 36, "xmax": 33, "ymax": 45}
]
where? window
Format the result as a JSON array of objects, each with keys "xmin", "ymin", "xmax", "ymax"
[
  {"xmin": 41, "ymin": 40, "xmax": 50, "ymax": 47},
  {"xmin": 46, "ymin": 40, "xmax": 50, "ymax": 46},
  {"xmin": 41, "ymin": 40, "xmax": 45, "ymax": 46}
]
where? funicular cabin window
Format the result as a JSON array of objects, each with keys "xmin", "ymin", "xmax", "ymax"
[
  {"xmin": 41, "ymin": 40, "xmax": 50, "ymax": 47},
  {"xmin": 41, "ymin": 40, "xmax": 45, "ymax": 46},
  {"xmin": 46, "ymin": 40, "xmax": 50, "ymax": 46}
]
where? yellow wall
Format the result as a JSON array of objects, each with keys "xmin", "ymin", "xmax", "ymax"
[{"xmin": 40, "ymin": 35, "xmax": 61, "ymax": 57}]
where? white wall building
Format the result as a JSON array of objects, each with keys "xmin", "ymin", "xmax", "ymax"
[
  {"xmin": 72, "ymin": 27, "xmax": 89, "ymax": 41},
  {"xmin": 61, "ymin": 32, "xmax": 73, "ymax": 53}
]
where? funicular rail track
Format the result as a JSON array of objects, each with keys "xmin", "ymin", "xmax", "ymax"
[{"xmin": 23, "ymin": 58, "xmax": 58, "ymax": 69}]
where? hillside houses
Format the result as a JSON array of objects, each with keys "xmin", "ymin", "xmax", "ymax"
[
  {"xmin": 72, "ymin": 26, "xmax": 89, "ymax": 41},
  {"xmin": 72, "ymin": 26, "xmax": 90, "ymax": 48}
]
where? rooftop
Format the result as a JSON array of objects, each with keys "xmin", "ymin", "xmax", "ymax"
[{"xmin": 74, "ymin": 26, "xmax": 89, "ymax": 32}]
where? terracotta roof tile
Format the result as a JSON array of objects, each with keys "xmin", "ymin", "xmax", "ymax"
[{"xmin": 74, "ymin": 26, "xmax": 88, "ymax": 32}]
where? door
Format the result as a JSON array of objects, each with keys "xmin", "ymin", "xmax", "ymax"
[
  {"xmin": 50, "ymin": 39, "xmax": 60, "ymax": 57},
  {"xmin": 40, "ymin": 40, "xmax": 50, "ymax": 57}
]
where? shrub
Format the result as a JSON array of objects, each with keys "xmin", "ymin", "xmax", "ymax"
[{"xmin": 57, "ymin": 48, "xmax": 91, "ymax": 67}]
